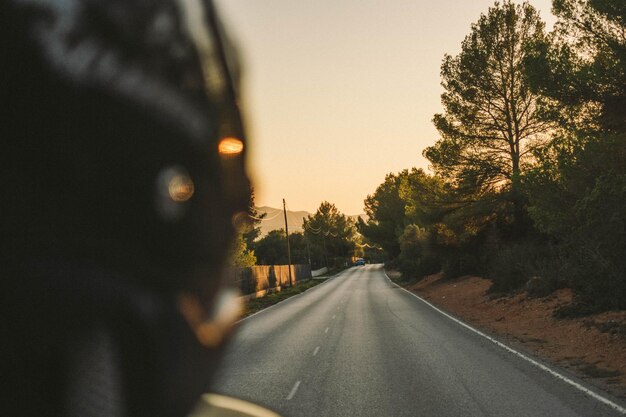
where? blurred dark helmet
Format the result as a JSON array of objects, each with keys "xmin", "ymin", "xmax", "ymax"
[{"xmin": 1, "ymin": 0, "xmax": 251, "ymax": 416}]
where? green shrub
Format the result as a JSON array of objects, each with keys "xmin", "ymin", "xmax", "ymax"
[
  {"xmin": 442, "ymin": 253, "xmax": 481, "ymax": 279},
  {"xmin": 397, "ymin": 224, "xmax": 442, "ymax": 280},
  {"xmin": 487, "ymin": 241, "xmax": 541, "ymax": 293},
  {"xmin": 384, "ymin": 258, "xmax": 399, "ymax": 271}
]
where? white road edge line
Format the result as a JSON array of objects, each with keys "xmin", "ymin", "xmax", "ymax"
[
  {"xmin": 383, "ymin": 271, "xmax": 626, "ymax": 415},
  {"xmin": 313, "ymin": 346, "xmax": 320, "ymax": 356},
  {"xmin": 286, "ymin": 381, "xmax": 301, "ymax": 400}
]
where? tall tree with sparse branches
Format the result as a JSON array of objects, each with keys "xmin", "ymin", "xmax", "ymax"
[
  {"xmin": 522, "ymin": 0, "xmax": 626, "ymax": 308},
  {"xmin": 424, "ymin": 1, "xmax": 551, "ymax": 226}
]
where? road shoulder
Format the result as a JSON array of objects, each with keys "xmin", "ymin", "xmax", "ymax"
[{"xmin": 387, "ymin": 270, "xmax": 626, "ymax": 400}]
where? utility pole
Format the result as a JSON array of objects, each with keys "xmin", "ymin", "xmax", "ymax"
[
  {"xmin": 322, "ymin": 232, "xmax": 328, "ymax": 268},
  {"xmin": 283, "ymin": 198, "xmax": 293, "ymax": 287},
  {"xmin": 303, "ymin": 217, "xmax": 311, "ymax": 266}
]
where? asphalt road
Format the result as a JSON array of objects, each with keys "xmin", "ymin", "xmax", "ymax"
[{"xmin": 211, "ymin": 264, "xmax": 626, "ymax": 417}]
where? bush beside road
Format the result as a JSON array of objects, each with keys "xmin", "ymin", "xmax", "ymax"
[{"xmin": 241, "ymin": 279, "xmax": 327, "ymax": 318}]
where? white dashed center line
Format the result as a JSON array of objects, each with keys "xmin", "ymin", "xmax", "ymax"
[{"xmin": 286, "ymin": 381, "xmax": 301, "ymax": 400}]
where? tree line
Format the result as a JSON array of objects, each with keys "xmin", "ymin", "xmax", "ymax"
[
  {"xmin": 231, "ymin": 199, "xmax": 368, "ymax": 271},
  {"xmin": 359, "ymin": 0, "xmax": 625, "ymax": 312}
]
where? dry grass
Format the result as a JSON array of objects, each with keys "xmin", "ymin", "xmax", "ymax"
[{"xmin": 242, "ymin": 279, "xmax": 327, "ymax": 317}]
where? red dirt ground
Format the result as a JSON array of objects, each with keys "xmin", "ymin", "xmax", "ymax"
[{"xmin": 393, "ymin": 272, "xmax": 626, "ymax": 398}]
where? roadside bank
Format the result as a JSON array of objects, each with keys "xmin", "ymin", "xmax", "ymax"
[{"xmin": 388, "ymin": 271, "xmax": 626, "ymax": 399}]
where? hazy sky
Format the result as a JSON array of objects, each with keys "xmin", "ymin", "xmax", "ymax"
[{"xmin": 215, "ymin": 0, "xmax": 555, "ymax": 215}]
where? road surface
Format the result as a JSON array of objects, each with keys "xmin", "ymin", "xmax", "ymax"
[{"xmin": 211, "ymin": 264, "xmax": 626, "ymax": 416}]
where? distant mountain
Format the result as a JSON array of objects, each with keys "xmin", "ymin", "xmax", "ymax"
[
  {"xmin": 255, "ymin": 206, "xmax": 310, "ymax": 236},
  {"xmin": 254, "ymin": 206, "xmax": 367, "ymax": 237}
]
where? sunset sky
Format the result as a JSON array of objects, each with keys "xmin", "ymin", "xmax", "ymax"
[{"xmin": 215, "ymin": 0, "xmax": 555, "ymax": 215}]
